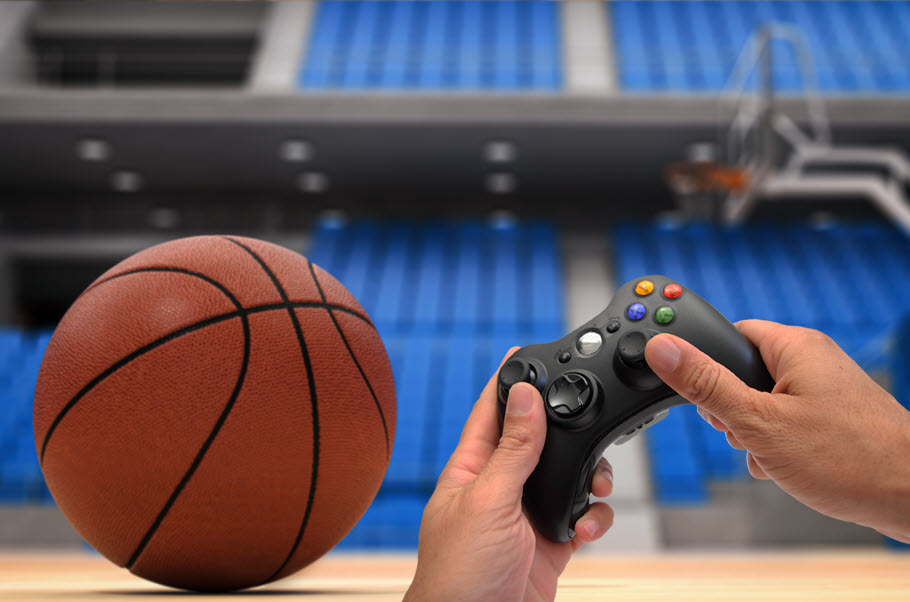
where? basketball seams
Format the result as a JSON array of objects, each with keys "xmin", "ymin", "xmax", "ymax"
[
  {"xmin": 219, "ymin": 237, "xmax": 321, "ymax": 584},
  {"xmin": 39, "ymin": 311, "xmax": 243, "ymax": 463},
  {"xmin": 38, "ymin": 302, "xmax": 375, "ymax": 462},
  {"xmin": 307, "ymin": 261, "xmax": 391, "ymax": 460},
  {"xmin": 40, "ymin": 260, "xmax": 376, "ymax": 463},
  {"xmin": 85, "ymin": 260, "xmax": 376, "ymax": 327},
  {"xmin": 125, "ymin": 311, "xmax": 251, "ymax": 570},
  {"xmin": 85, "ymin": 267, "xmax": 244, "ymax": 308}
]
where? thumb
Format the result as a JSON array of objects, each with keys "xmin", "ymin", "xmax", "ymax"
[
  {"xmin": 645, "ymin": 333, "xmax": 761, "ymax": 428},
  {"xmin": 478, "ymin": 383, "xmax": 547, "ymax": 498}
]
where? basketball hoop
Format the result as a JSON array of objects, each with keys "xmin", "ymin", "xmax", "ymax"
[{"xmin": 665, "ymin": 161, "xmax": 751, "ymax": 195}]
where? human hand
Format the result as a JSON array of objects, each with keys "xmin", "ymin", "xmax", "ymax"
[
  {"xmin": 404, "ymin": 349, "xmax": 614, "ymax": 602},
  {"xmin": 645, "ymin": 320, "xmax": 910, "ymax": 542}
]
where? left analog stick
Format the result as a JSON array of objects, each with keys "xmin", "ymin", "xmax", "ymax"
[{"xmin": 498, "ymin": 359, "xmax": 537, "ymax": 402}]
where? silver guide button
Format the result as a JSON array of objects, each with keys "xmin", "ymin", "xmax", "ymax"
[{"xmin": 576, "ymin": 331, "xmax": 603, "ymax": 356}]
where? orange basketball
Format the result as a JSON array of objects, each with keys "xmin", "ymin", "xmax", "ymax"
[{"xmin": 32, "ymin": 235, "xmax": 396, "ymax": 592}]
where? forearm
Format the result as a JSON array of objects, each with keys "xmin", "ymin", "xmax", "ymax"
[{"xmin": 870, "ymin": 411, "xmax": 910, "ymax": 541}]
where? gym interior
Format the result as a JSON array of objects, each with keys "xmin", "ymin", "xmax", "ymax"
[{"xmin": 1, "ymin": 0, "xmax": 910, "ymax": 597}]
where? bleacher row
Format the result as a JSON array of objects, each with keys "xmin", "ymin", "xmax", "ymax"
[
  {"xmin": 297, "ymin": 0, "xmax": 910, "ymax": 93},
  {"xmin": 615, "ymin": 219, "xmax": 910, "ymax": 503},
  {"xmin": 0, "ymin": 330, "xmax": 52, "ymax": 503},
  {"xmin": 613, "ymin": 0, "xmax": 910, "ymax": 93},
  {"xmin": 2, "ymin": 219, "xmax": 910, "ymax": 548},
  {"xmin": 306, "ymin": 219, "xmax": 565, "ymax": 548},
  {"xmin": 301, "ymin": 0, "xmax": 562, "ymax": 91}
]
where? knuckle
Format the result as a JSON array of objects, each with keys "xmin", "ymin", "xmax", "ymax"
[
  {"xmin": 729, "ymin": 391, "xmax": 780, "ymax": 445},
  {"xmin": 434, "ymin": 470, "xmax": 452, "ymax": 489},
  {"xmin": 744, "ymin": 391, "xmax": 780, "ymax": 426},
  {"xmin": 685, "ymin": 361, "xmax": 722, "ymax": 405},
  {"xmin": 802, "ymin": 327, "xmax": 832, "ymax": 348},
  {"xmin": 498, "ymin": 426, "xmax": 532, "ymax": 453}
]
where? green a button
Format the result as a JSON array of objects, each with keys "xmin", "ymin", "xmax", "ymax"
[{"xmin": 655, "ymin": 306, "xmax": 675, "ymax": 324}]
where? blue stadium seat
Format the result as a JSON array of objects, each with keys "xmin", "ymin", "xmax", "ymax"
[
  {"xmin": 611, "ymin": 1, "xmax": 910, "ymax": 94},
  {"xmin": 307, "ymin": 218, "xmax": 565, "ymax": 548},
  {"xmin": 0, "ymin": 328, "xmax": 52, "ymax": 503},
  {"xmin": 336, "ymin": 490, "xmax": 429, "ymax": 550},
  {"xmin": 300, "ymin": 0, "xmax": 562, "ymax": 91},
  {"xmin": 646, "ymin": 406, "xmax": 708, "ymax": 503},
  {"xmin": 615, "ymin": 219, "xmax": 910, "ymax": 503}
]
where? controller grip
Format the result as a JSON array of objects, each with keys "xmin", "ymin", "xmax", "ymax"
[
  {"xmin": 737, "ymin": 344, "xmax": 775, "ymax": 392},
  {"xmin": 522, "ymin": 441, "xmax": 594, "ymax": 543}
]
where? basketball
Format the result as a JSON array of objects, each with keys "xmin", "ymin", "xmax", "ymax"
[{"xmin": 31, "ymin": 235, "xmax": 396, "ymax": 592}]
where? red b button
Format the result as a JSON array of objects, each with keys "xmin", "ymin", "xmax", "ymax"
[{"xmin": 663, "ymin": 283, "xmax": 682, "ymax": 299}]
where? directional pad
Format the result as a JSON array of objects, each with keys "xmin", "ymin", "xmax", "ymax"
[{"xmin": 546, "ymin": 373, "xmax": 592, "ymax": 417}]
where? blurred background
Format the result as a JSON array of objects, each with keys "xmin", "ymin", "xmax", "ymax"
[{"xmin": 1, "ymin": 0, "xmax": 909, "ymax": 557}]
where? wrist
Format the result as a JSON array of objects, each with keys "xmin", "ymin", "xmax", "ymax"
[
  {"xmin": 403, "ymin": 569, "xmax": 433, "ymax": 602},
  {"xmin": 874, "ymin": 410, "xmax": 910, "ymax": 538},
  {"xmin": 405, "ymin": 564, "xmax": 458, "ymax": 602}
]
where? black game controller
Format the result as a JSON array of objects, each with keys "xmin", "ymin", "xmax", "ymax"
[{"xmin": 496, "ymin": 275, "xmax": 774, "ymax": 543}]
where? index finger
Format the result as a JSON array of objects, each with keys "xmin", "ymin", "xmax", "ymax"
[{"xmin": 735, "ymin": 319, "xmax": 808, "ymax": 383}]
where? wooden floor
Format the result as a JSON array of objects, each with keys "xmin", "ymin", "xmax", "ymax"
[{"xmin": 1, "ymin": 550, "xmax": 909, "ymax": 601}]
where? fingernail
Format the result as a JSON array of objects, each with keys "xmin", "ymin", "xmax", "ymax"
[
  {"xmin": 596, "ymin": 457, "xmax": 613, "ymax": 484},
  {"xmin": 648, "ymin": 335, "xmax": 681, "ymax": 373},
  {"xmin": 507, "ymin": 384, "xmax": 533, "ymax": 416},
  {"xmin": 580, "ymin": 519, "xmax": 598, "ymax": 539}
]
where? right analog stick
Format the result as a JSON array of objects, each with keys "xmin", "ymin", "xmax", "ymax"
[
  {"xmin": 614, "ymin": 331, "xmax": 663, "ymax": 390},
  {"xmin": 616, "ymin": 331, "xmax": 648, "ymax": 368}
]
